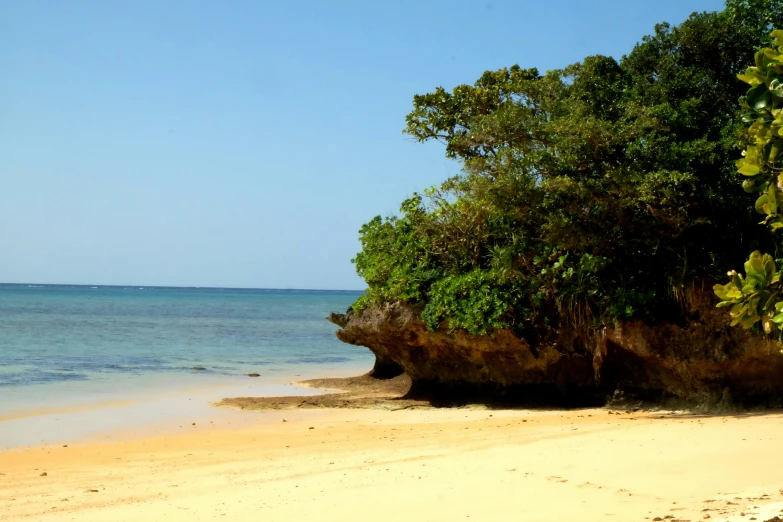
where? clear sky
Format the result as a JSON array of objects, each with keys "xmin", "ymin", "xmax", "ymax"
[{"xmin": 1, "ymin": 0, "xmax": 726, "ymax": 290}]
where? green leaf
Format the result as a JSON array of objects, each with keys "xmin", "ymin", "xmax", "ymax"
[
  {"xmin": 767, "ymin": 69, "xmax": 782, "ymax": 87},
  {"xmin": 747, "ymin": 83, "xmax": 771, "ymax": 110},
  {"xmin": 766, "ymin": 260, "xmax": 778, "ymax": 282},
  {"xmin": 713, "ymin": 284, "xmax": 729, "ymax": 300},
  {"xmin": 756, "ymin": 50, "xmax": 765, "ymax": 69},
  {"xmin": 756, "ymin": 195, "xmax": 770, "ymax": 214},
  {"xmin": 745, "ymin": 67, "xmax": 763, "ymax": 81},
  {"xmin": 742, "ymin": 281, "xmax": 759, "ymax": 294},
  {"xmin": 768, "ymin": 185, "xmax": 779, "ymax": 216},
  {"xmin": 739, "ymin": 163, "xmax": 760, "ymax": 176},
  {"xmin": 762, "ymin": 291, "xmax": 776, "ymax": 311},
  {"xmin": 745, "ymin": 252, "xmax": 767, "ymax": 286},
  {"xmin": 739, "ymin": 73, "xmax": 761, "ymax": 85},
  {"xmin": 766, "ymin": 218, "xmax": 783, "ymax": 229},
  {"xmin": 726, "ymin": 286, "xmax": 743, "ymax": 299},
  {"xmin": 764, "ymin": 48, "xmax": 782, "ymax": 61}
]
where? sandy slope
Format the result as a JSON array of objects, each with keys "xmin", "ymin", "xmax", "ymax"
[{"xmin": 2, "ymin": 407, "xmax": 783, "ymax": 522}]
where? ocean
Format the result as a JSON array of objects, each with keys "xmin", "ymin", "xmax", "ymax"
[{"xmin": 0, "ymin": 284, "xmax": 372, "ymax": 423}]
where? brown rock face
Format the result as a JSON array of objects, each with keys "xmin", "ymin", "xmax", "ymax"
[
  {"xmin": 328, "ymin": 291, "xmax": 783, "ymax": 406},
  {"xmin": 328, "ymin": 312, "xmax": 405, "ymax": 379}
]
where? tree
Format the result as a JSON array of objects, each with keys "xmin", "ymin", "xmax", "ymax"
[{"xmin": 354, "ymin": 1, "xmax": 782, "ymax": 345}]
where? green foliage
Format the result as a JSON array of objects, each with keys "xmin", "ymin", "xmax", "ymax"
[
  {"xmin": 352, "ymin": 195, "xmax": 442, "ymax": 311},
  {"xmin": 714, "ymin": 28, "xmax": 783, "ymax": 336},
  {"xmin": 355, "ymin": 1, "xmax": 782, "ymax": 343},
  {"xmin": 714, "ymin": 251, "xmax": 783, "ymax": 331},
  {"xmin": 735, "ymin": 30, "xmax": 783, "ymax": 228},
  {"xmin": 421, "ymin": 269, "xmax": 517, "ymax": 335}
]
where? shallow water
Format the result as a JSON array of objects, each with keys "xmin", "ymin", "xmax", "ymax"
[{"xmin": 0, "ymin": 284, "xmax": 373, "ymax": 422}]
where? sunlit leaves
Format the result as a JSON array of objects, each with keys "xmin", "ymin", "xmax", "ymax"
[
  {"xmin": 714, "ymin": 252, "xmax": 781, "ymax": 331},
  {"xmin": 736, "ymin": 31, "xmax": 783, "ymax": 229},
  {"xmin": 716, "ymin": 28, "xmax": 783, "ymax": 337}
]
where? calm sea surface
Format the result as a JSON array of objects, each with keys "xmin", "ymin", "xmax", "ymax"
[{"xmin": 0, "ymin": 284, "xmax": 371, "ymax": 417}]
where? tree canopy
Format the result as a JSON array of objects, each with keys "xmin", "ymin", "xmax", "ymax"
[{"xmin": 352, "ymin": 0, "xmax": 783, "ymax": 346}]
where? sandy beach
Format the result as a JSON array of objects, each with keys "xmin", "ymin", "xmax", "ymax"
[
  {"xmin": 9, "ymin": 2, "xmax": 783, "ymax": 522},
  {"xmin": 3, "ymin": 390, "xmax": 783, "ymax": 522}
]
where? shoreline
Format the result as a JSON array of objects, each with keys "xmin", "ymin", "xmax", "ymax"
[{"xmin": 0, "ymin": 363, "xmax": 371, "ymax": 451}]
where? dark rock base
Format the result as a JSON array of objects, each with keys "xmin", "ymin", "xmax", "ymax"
[{"xmin": 328, "ymin": 290, "xmax": 783, "ymax": 407}]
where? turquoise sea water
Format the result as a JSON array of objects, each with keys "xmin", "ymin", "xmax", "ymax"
[{"xmin": 0, "ymin": 284, "xmax": 372, "ymax": 419}]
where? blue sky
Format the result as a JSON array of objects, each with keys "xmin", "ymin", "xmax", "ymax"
[{"xmin": 0, "ymin": 0, "xmax": 725, "ymax": 289}]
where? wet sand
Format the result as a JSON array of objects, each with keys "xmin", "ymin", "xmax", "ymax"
[
  {"xmin": 3, "ymin": 378, "xmax": 783, "ymax": 521},
  {"xmin": 0, "ymin": 365, "xmax": 381, "ymax": 450},
  {"xmin": 217, "ymin": 373, "xmax": 426, "ymax": 410}
]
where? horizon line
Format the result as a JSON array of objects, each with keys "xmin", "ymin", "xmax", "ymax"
[{"xmin": 0, "ymin": 282, "xmax": 365, "ymax": 293}]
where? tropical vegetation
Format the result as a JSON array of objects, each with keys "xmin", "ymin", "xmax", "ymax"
[
  {"xmin": 352, "ymin": 1, "xmax": 783, "ymax": 348},
  {"xmin": 714, "ymin": 27, "xmax": 783, "ymax": 336}
]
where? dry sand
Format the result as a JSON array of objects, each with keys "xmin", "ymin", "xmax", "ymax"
[{"xmin": 4, "ymin": 399, "xmax": 783, "ymax": 522}]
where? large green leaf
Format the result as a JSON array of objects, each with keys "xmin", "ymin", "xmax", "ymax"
[
  {"xmin": 747, "ymin": 83, "xmax": 772, "ymax": 109},
  {"xmin": 739, "ymin": 163, "xmax": 760, "ymax": 176}
]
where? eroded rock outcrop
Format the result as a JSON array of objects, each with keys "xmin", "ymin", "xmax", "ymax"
[
  {"xmin": 328, "ymin": 311, "xmax": 405, "ymax": 379},
  {"xmin": 328, "ymin": 290, "xmax": 783, "ymax": 405}
]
